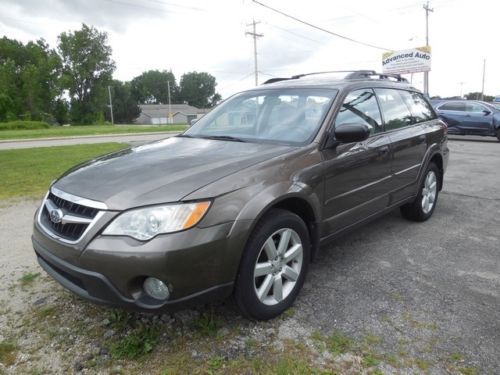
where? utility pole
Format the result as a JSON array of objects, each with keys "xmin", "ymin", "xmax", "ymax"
[
  {"xmin": 481, "ymin": 59, "xmax": 486, "ymax": 101},
  {"xmin": 458, "ymin": 81, "xmax": 465, "ymax": 98},
  {"xmin": 423, "ymin": 1, "xmax": 433, "ymax": 95},
  {"xmin": 107, "ymin": 85, "xmax": 114, "ymax": 125},
  {"xmin": 167, "ymin": 81, "xmax": 172, "ymax": 124},
  {"xmin": 246, "ymin": 19, "xmax": 263, "ymax": 86}
]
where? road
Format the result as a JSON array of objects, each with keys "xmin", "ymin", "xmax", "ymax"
[
  {"xmin": 0, "ymin": 131, "xmax": 179, "ymax": 150},
  {"xmin": 0, "ymin": 137, "xmax": 498, "ymax": 373}
]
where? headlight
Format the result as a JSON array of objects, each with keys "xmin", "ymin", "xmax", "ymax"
[{"xmin": 103, "ymin": 201, "xmax": 210, "ymax": 240}]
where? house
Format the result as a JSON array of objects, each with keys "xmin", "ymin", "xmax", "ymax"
[{"xmin": 135, "ymin": 104, "xmax": 209, "ymax": 125}]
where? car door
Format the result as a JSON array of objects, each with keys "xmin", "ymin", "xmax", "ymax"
[
  {"xmin": 321, "ymin": 88, "xmax": 393, "ymax": 236},
  {"xmin": 462, "ymin": 102, "xmax": 494, "ymax": 135},
  {"xmin": 436, "ymin": 101, "xmax": 467, "ymax": 133},
  {"xmin": 375, "ymin": 89, "xmax": 433, "ymax": 202}
]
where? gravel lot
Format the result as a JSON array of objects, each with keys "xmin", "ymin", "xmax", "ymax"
[{"xmin": 0, "ymin": 137, "xmax": 498, "ymax": 374}]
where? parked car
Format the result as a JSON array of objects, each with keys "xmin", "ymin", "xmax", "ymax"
[
  {"xmin": 33, "ymin": 70, "xmax": 449, "ymax": 320},
  {"xmin": 431, "ymin": 99, "xmax": 500, "ymax": 141}
]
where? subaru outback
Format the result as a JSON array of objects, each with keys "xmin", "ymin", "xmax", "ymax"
[{"xmin": 32, "ymin": 70, "xmax": 449, "ymax": 320}]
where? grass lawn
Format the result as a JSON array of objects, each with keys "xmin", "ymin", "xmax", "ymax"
[
  {"xmin": 0, "ymin": 124, "xmax": 187, "ymax": 141},
  {"xmin": 0, "ymin": 143, "xmax": 128, "ymax": 200}
]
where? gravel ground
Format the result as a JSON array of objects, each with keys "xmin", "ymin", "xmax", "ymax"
[{"xmin": 0, "ymin": 138, "xmax": 498, "ymax": 374}]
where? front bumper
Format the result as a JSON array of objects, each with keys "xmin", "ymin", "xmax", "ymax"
[{"xmin": 32, "ymin": 218, "xmax": 250, "ymax": 311}]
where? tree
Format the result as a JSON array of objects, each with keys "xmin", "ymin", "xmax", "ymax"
[
  {"xmin": 464, "ymin": 92, "xmax": 494, "ymax": 102},
  {"xmin": 130, "ymin": 70, "xmax": 177, "ymax": 104},
  {"xmin": 58, "ymin": 24, "xmax": 115, "ymax": 124},
  {"xmin": 106, "ymin": 80, "xmax": 141, "ymax": 123},
  {"xmin": 0, "ymin": 37, "xmax": 62, "ymax": 122},
  {"xmin": 178, "ymin": 71, "xmax": 220, "ymax": 108}
]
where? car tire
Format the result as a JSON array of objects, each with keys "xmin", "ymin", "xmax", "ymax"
[
  {"xmin": 400, "ymin": 162, "xmax": 440, "ymax": 222},
  {"xmin": 234, "ymin": 208, "xmax": 310, "ymax": 320},
  {"xmin": 496, "ymin": 129, "xmax": 500, "ymax": 142}
]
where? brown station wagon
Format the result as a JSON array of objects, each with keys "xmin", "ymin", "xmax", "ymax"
[{"xmin": 33, "ymin": 70, "xmax": 449, "ymax": 320}]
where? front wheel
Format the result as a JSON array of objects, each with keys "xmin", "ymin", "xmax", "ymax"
[
  {"xmin": 400, "ymin": 162, "xmax": 440, "ymax": 222},
  {"xmin": 234, "ymin": 209, "xmax": 310, "ymax": 320}
]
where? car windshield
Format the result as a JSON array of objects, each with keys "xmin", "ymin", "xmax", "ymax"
[{"xmin": 184, "ymin": 88, "xmax": 337, "ymax": 145}]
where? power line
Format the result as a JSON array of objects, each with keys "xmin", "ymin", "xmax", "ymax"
[{"xmin": 251, "ymin": 0, "xmax": 392, "ymax": 51}]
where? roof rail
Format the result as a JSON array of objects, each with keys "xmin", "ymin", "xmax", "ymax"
[
  {"xmin": 262, "ymin": 77, "xmax": 292, "ymax": 84},
  {"xmin": 345, "ymin": 71, "xmax": 408, "ymax": 82},
  {"xmin": 262, "ymin": 70, "xmax": 409, "ymax": 84}
]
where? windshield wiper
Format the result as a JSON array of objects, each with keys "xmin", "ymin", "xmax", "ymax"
[
  {"xmin": 199, "ymin": 135, "xmax": 247, "ymax": 142},
  {"xmin": 176, "ymin": 134, "xmax": 196, "ymax": 138}
]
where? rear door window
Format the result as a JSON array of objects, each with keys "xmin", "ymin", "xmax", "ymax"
[
  {"xmin": 400, "ymin": 91, "xmax": 436, "ymax": 123},
  {"xmin": 465, "ymin": 102, "xmax": 487, "ymax": 113},
  {"xmin": 439, "ymin": 102, "xmax": 466, "ymax": 111},
  {"xmin": 334, "ymin": 89, "xmax": 382, "ymax": 134},
  {"xmin": 374, "ymin": 88, "xmax": 413, "ymax": 131}
]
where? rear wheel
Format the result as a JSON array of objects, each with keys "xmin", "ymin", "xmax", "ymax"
[
  {"xmin": 400, "ymin": 162, "xmax": 440, "ymax": 222},
  {"xmin": 496, "ymin": 129, "xmax": 500, "ymax": 142},
  {"xmin": 234, "ymin": 209, "xmax": 310, "ymax": 320}
]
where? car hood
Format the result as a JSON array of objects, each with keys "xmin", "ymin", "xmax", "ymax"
[{"xmin": 53, "ymin": 136, "xmax": 295, "ymax": 210}]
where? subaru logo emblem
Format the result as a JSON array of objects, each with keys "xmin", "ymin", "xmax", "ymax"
[{"xmin": 49, "ymin": 208, "xmax": 64, "ymax": 224}]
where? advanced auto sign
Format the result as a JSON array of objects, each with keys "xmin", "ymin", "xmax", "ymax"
[{"xmin": 382, "ymin": 46, "xmax": 431, "ymax": 74}]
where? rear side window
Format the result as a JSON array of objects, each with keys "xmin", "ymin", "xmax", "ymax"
[
  {"xmin": 400, "ymin": 91, "xmax": 436, "ymax": 123},
  {"xmin": 334, "ymin": 89, "xmax": 382, "ymax": 134},
  {"xmin": 375, "ymin": 88, "xmax": 413, "ymax": 131},
  {"xmin": 439, "ymin": 102, "xmax": 466, "ymax": 111}
]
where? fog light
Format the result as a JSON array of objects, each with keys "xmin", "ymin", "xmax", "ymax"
[{"xmin": 143, "ymin": 277, "xmax": 170, "ymax": 300}]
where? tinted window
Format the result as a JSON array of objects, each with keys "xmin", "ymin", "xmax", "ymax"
[
  {"xmin": 334, "ymin": 89, "xmax": 382, "ymax": 134},
  {"xmin": 400, "ymin": 91, "xmax": 435, "ymax": 123},
  {"xmin": 439, "ymin": 102, "xmax": 466, "ymax": 111},
  {"xmin": 465, "ymin": 102, "xmax": 486, "ymax": 113},
  {"xmin": 375, "ymin": 88, "xmax": 413, "ymax": 131}
]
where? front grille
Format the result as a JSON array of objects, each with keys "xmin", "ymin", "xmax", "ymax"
[
  {"xmin": 48, "ymin": 192, "xmax": 99, "ymax": 218},
  {"xmin": 40, "ymin": 192, "xmax": 99, "ymax": 242}
]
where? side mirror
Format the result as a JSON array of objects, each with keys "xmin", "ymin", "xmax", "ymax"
[
  {"xmin": 189, "ymin": 118, "xmax": 199, "ymax": 126},
  {"xmin": 482, "ymin": 110, "xmax": 491, "ymax": 116},
  {"xmin": 333, "ymin": 123, "xmax": 371, "ymax": 144}
]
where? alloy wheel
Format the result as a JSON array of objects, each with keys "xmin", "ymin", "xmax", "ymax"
[
  {"xmin": 421, "ymin": 170, "xmax": 437, "ymax": 214},
  {"xmin": 253, "ymin": 228, "xmax": 303, "ymax": 306}
]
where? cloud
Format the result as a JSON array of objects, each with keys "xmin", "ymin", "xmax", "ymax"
[{"xmin": 0, "ymin": 0, "xmax": 179, "ymax": 33}]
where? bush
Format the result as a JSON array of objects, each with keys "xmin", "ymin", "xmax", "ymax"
[{"xmin": 0, "ymin": 121, "xmax": 51, "ymax": 131}]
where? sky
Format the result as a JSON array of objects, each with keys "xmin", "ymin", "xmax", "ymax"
[{"xmin": 1, "ymin": 0, "xmax": 499, "ymax": 99}]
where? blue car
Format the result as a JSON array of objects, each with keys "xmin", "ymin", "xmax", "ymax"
[{"xmin": 431, "ymin": 100, "xmax": 500, "ymax": 141}]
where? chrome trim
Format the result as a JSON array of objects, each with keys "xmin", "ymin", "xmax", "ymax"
[
  {"xmin": 325, "ymin": 175, "xmax": 392, "ymax": 204},
  {"xmin": 37, "ymin": 189, "xmax": 106, "ymax": 245},
  {"xmin": 51, "ymin": 186, "xmax": 108, "ymax": 210},
  {"xmin": 394, "ymin": 163, "xmax": 421, "ymax": 176}
]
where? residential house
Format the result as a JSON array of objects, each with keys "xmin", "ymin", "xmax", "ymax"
[{"xmin": 135, "ymin": 104, "xmax": 209, "ymax": 125}]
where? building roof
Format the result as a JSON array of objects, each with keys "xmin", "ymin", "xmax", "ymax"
[{"xmin": 139, "ymin": 104, "xmax": 208, "ymax": 118}]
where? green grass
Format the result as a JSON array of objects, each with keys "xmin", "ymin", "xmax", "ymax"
[
  {"xmin": 18, "ymin": 272, "xmax": 40, "ymax": 286},
  {"xmin": 327, "ymin": 331, "xmax": 354, "ymax": 355},
  {"xmin": 0, "ymin": 142, "xmax": 127, "ymax": 200},
  {"xmin": 0, "ymin": 124, "xmax": 187, "ymax": 140},
  {"xmin": 0, "ymin": 120, "xmax": 50, "ymax": 131},
  {"xmin": 0, "ymin": 341, "xmax": 17, "ymax": 366},
  {"xmin": 110, "ymin": 327, "xmax": 159, "ymax": 359}
]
